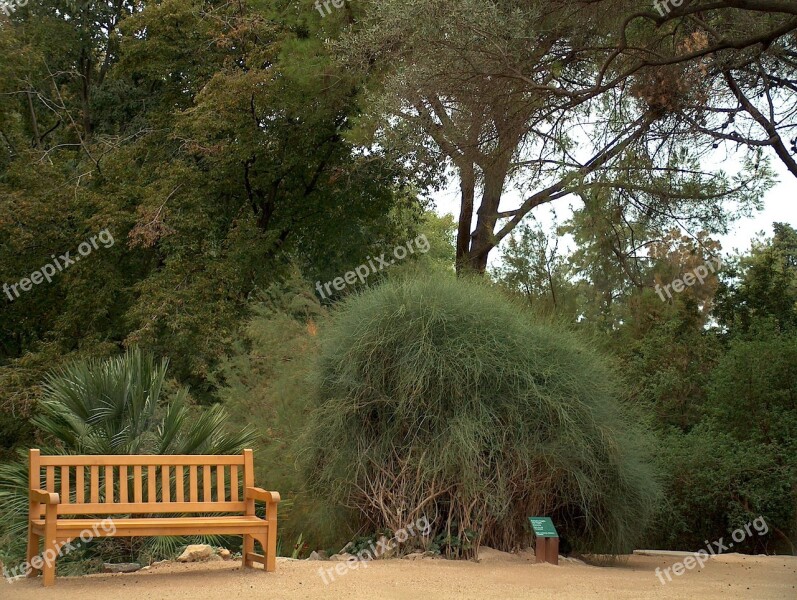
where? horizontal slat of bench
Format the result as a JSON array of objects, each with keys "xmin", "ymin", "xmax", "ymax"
[
  {"xmin": 95, "ymin": 523, "xmax": 266, "ymax": 537},
  {"xmin": 39, "ymin": 455, "xmax": 245, "ymax": 466},
  {"xmin": 32, "ymin": 516, "xmax": 269, "ymax": 537},
  {"xmin": 245, "ymin": 552, "xmax": 267, "ymax": 564},
  {"xmin": 34, "ymin": 516, "xmax": 265, "ymax": 529},
  {"xmin": 57, "ymin": 501, "xmax": 247, "ymax": 515}
]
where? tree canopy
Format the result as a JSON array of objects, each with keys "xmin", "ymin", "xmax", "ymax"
[{"xmin": 1, "ymin": 0, "xmax": 795, "ymax": 563}]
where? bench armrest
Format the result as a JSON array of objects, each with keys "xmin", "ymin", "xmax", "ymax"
[
  {"xmin": 30, "ymin": 489, "xmax": 60, "ymax": 505},
  {"xmin": 245, "ymin": 487, "xmax": 281, "ymax": 504}
]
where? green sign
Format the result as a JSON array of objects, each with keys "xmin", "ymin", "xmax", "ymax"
[{"xmin": 528, "ymin": 517, "xmax": 558, "ymax": 538}]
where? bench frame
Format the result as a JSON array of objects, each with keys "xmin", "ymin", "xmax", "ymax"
[{"xmin": 26, "ymin": 448, "xmax": 279, "ymax": 586}]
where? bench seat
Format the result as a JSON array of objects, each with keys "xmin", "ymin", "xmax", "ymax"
[{"xmin": 31, "ymin": 515, "xmax": 270, "ymax": 537}]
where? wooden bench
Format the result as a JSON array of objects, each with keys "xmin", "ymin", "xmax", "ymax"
[{"xmin": 27, "ymin": 449, "xmax": 280, "ymax": 586}]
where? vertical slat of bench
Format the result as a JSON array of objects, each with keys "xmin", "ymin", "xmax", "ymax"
[
  {"xmin": 230, "ymin": 465, "xmax": 239, "ymax": 502},
  {"xmin": 61, "ymin": 466, "xmax": 70, "ymax": 504},
  {"xmin": 90, "ymin": 466, "xmax": 99, "ymax": 503},
  {"xmin": 162, "ymin": 466, "xmax": 170, "ymax": 503},
  {"xmin": 242, "ymin": 449, "xmax": 255, "ymax": 569},
  {"xmin": 134, "ymin": 466, "xmax": 143, "ymax": 503},
  {"xmin": 105, "ymin": 466, "xmax": 114, "ymax": 504},
  {"xmin": 148, "ymin": 466, "xmax": 157, "ymax": 502},
  {"xmin": 243, "ymin": 450, "xmax": 254, "ymax": 505},
  {"xmin": 29, "ymin": 448, "xmax": 42, "ymax": 520},
  {"xmin": 203, "ymin": 465, "xmax": 212, "ymax": 502},
  {"xmin": 216, "ymin": 465, "xmax": 225, "ymax": 502},
  {"xmin": 120, "ymin": 465, "xmax": 128, "ymax": 503},
  {"xmin": 176, "ymin": 466, "xmax": 185, "ymax": 502},
  {"xmin": 189, "ymin": 465, "xmax": 198, "ymax": 502},
  {"xmin": 76, "ymin": 466, "xmax": 84, "ymax": 503},
  {"xmin": 46, "ymin": 466, "xmax": 55, "ymax": 492}
]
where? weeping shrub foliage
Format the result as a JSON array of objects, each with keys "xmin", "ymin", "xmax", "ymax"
[{"xmin": 298, "ymin": 276, "xmax": 661, "ymax": 556}]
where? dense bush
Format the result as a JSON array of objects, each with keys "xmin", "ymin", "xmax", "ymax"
[
  {"xmin": 647, "ymin": 426, "xmax": 793, "ymax": 554},
  {"xmin": 651, "ymin": 320, "xmax": 797, "ymax": 554},
  {"xmin": 297, "ymin": 276, "xmax": 662, "ymax": 556}
]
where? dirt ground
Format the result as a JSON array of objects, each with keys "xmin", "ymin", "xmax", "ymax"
[{"xmin": 4, "ymin": 550, "xmax": 796, "ymax": 600}]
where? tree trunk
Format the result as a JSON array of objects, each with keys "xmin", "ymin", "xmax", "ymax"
[
  {"xmin": 455, "ymin": 163, "xmax": 476, "ymax": 274},
  {"xmin": 459, "ymin": 163, "xmax": 509, "ymax": 274}
]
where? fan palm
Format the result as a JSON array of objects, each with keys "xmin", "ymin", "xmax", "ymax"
[{"xmin": 0, "ymin": 347, "xmax": 256, "ymax": 571}]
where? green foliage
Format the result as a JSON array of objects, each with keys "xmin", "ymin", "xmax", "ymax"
[
  {"xmin": 494, "ymin": 218, "xmax": 578, "ymax": 318},
  {"xmin": 633, "ymin": 228, "xmax": 797, "ymax": 554},
  {"xmin": 702, "ymin": 324, "xmax": 796, "ymax": 552},
  {"xmin": 0, "ymin": 0, "xmax": 421, "ymax": 418},
  {"xmin": 214, "ymin": 272, "xmax": 353, "ymax": 552},
  {"xmin": 406, "ymin": 211, "xmax": 457, "ymax": 275},
  {"xmin": 298, "ymin": 275, "xmax": 662, "ymax": 556},
  {"xmin": 648, "ymin": 426, "xmax": 794, "ymax": 554},
  {"xmin": 0, "ymin": 348, "xmax": 254, "ymax": 571},
  {"xmin": 714, "ymin": 223, "xmax": 797, "ymax": 333},
  {"xmin": 33, "ymin": 347, "xmax": 255, "ymax": 455},
  {"xmin": 429, "ymin": 530, "xmax": 477, "ymax": 556},
  {"xmin": 620, "ymin": 296, "xmax": 721, "ymax": 430},
  {"xmin": 708, "ymin": 322, "xmax": 797, "ymax": 450},
  {"xmin": 290, "ymin": 533, "xmax": 306, "ymax": 560}
]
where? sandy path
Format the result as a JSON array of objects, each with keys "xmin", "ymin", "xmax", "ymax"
[{"xmin": 4, "ymin": 552, "xmax": 796, "ymax": 600}]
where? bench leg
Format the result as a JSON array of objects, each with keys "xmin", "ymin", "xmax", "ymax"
[
  {"xmin": 265, "ymin": 501, "xmax": 277, "ymax": 572},
  {"xmin": 250, "ymin": 532, "xmax": 274, "ymax": 572},
  {"xmin": 42, "ymin": 508, "xmax": 57, "ymax": 587},
  {"xmin": 265, "ymin": 528, "xmax": 276, "ymax": 572},
  {"xmin": 242, "ymin": 534, "xmax": 254, "ymax": 569},
  {"xmin": 42, "ymin": 546, "xmax": 56, "ymax": 587},
  {"xmin": 26, "ymin": 529, "xmax": 40, "ymax": 578}
]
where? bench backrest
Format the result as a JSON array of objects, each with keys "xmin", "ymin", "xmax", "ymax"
[{"xmin": 29, "ymin": 449, "xmax": 254, "ymax": 517}]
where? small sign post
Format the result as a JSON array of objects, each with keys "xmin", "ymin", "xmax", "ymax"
[{"xmin": 528, "ymin": 517, "xmax": 559, "ymax": 565}]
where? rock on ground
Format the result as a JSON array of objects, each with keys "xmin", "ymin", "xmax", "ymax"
[
  {"xmin": 329, "ymin": 553, "xmax": 355, "ymax": 562},
  {"xmin": 102, "ymin": 563, "xmax": 141, "ymax": 574},
  {"xmin": 477, "ymin": 546, "xmax": 527, "ymax": 563},
  {"xmin": 177, "ymin": 544, "xmax": 214, "ymax": 563}
]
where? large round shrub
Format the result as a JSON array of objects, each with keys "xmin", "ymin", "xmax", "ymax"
[{"xmin": 298, "ymin": 276, "xmax": 661, "ymax": 555}]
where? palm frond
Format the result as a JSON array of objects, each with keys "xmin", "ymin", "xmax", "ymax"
[{"xmin": 0, "ymin": 347, "xmax": 252, "ymax": 570}]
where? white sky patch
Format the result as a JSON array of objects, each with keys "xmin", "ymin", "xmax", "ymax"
[{"xmin": 430, "ymin": 152, "xmax": 797, "ymax": 268}]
